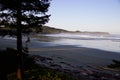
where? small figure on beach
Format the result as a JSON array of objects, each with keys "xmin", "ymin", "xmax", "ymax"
[
  {"xmin": 26, "ymin": 36, "xmax": 30, "ymax": 43},
  {"xmin": 23, "ymin": 36, "xmax": 30, "ymax": 53}
]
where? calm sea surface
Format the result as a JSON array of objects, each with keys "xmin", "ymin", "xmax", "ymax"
[
  {"xmin": 39, "ymin": 33, "xmax": 120, "ymax": 53},
  {"xmin": 1, "ymin": 33, "xmax": 120, "ymax": 53}
]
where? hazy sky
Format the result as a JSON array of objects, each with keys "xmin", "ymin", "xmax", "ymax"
[{"xmin": 46, "ymin": 0, "xmax": 120, "ymax": 34}]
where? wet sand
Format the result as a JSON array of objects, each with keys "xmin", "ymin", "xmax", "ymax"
[
  {"xmin": 29, "ymin": 45, "xmax": 120, "ymax": 68},
  {"xmin": 0, "ymin": 38, "xmax": 120, "ymax": 67}
]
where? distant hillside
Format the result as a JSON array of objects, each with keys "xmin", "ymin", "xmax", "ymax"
[
  {"xmin": 0, "ymin": 26, "xmax": 69, "ymax": 35},
  {"xmin": 73, "ymin": 31, "xmax": 110, "ymax": 35},
  {"xmin": 41, "ymin": 26, "xmax": 69, "ymax": 34},
  {"xmin": 41, "ymin": 26, "xmax": 109, "ymax": 35},
  {"xmin": 0, "ymin": 25, "xmax": 109, "ymax": 35}
]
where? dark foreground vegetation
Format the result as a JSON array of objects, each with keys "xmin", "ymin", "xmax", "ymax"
[
  {"xmin": 0, "ymin": 48, "xmax": 37, "ymax": 80},
  {"xmin": 0, "ymin": 48, "xmax": 120, "ymax": 80},
  {"xmin": 0, "ymin": 48, "xmax": 81, "ymax": 80},
  {"xmin": 108, "ymin": 60, "xmax": 120, "ymax": 69}
]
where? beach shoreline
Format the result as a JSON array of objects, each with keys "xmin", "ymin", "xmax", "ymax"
[
  {"xmin": 1, "ymin": 37, "xmax": 120, "ymax": 79},
  {"xmin": 0, "ymin": 37, "xmax": 120, "ymax": 67},
  {"xmin": 29, "ymin": 45, "xmax": 120, "ymax": 80},
  {"xmin": 29, "ymin": 45, "xmax": 120, "ymax": 67}
]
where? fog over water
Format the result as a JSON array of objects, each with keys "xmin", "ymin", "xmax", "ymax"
[
  {"xmin": 1, "ymin": 33, "xmax": 120, "ymax": 66},
  {"xmin": 42, "ymin": 33, "xmax": 120, "ymax": 53},
  {"xmin": 1, "ymin": 33, "xmax": 120, "ymax": 53}
]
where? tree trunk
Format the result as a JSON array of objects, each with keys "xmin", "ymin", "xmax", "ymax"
[{"xmin": 17, "ymin": 0, "xmax": 24, "ymax": 80}]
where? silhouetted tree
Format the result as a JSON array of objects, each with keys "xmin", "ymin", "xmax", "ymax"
[{"xmin": 0, "ymin": 0, "xmax": 50, "ymax": 79}]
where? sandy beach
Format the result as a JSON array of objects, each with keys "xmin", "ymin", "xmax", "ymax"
[
  {"xmin": 1, "ymin": 37, "xmax": 120, "ymax": 79},
  {"xmin": 29, "ymin": 45, "xmax": 120, "ymax": 68},
  {"xmin": 1, "ymin": 38, "xmax": 120, "ymax": 68}
]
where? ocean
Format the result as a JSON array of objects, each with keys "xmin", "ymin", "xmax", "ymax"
[
  {"xmin": 1, "ymin": 33, "xmax": 120, "ymax": 66},
  {"xmin": 39, "ymin": 33, "xmax": 120, "ymax": 53},
  {"xmin": 1, "ymin": 33, "xmax": 120, "ymax": 53}
]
